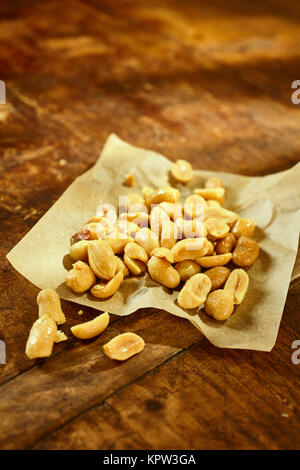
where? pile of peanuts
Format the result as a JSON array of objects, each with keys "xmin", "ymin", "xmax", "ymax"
[{"xmin": 65, "ymin": 159, "xmax": 260, "ymax": 321}]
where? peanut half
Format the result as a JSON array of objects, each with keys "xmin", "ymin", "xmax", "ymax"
[
  {"xmin": 171, "ymin": 159, "xmax": 193, "ymax": 183},
  {"xmin": 90, "ymin": 271, "xmax": 124, "ymax": 298},
  {"xmin": 25, "ymin": 314, "xmax": 57, "ymax": 359},
  {"xmin": 88, "ymin": 240, "xmax": 117, "ymax": 280},
  {"xmin": 65, "ymin": 261, "xmax": 96, "ymax": 293},
  {"xmin": 148, "ymin": 256, "xmax": 180, "ymax": 288},
  {"xmin": 71, "ymin": 312, "xmax": 110, "ymax": 339},
  {"xmin": 178, "ymin": 273, "xmax": 212, "ymax": 309},
  {"xmin": 224, "ymin": 269, "xmax": 249, "ymax": 304},
  {"xmin": 103, "ymin": 332, "xmax": 145, "ymax": 361}
]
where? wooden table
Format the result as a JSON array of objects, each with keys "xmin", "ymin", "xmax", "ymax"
[{"xmin": 0, "ymin": 0, "xmax": 300, "ymax": 450}]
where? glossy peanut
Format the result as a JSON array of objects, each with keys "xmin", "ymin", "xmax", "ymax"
[
  {"xmin": 148, "ymin": 256, "xmax": 180, "ymax": 288},
  {"xmin": 103, "ymin": 332, "xmax": 145, "ymax": 361},
  {"xmin": 205, "ymin": 217, "xmax": 230, "ymax": 239},
  {"xmin": 175, "ymin": 260, "xmax": 201, "ymax": 282},
  {"xmin": 115, "ymin": 256, "xmax": 130, "ymax": 277},
  {"xmin": 37, "ymin": 288, "xmax": 66, "ymax": 325},
  {"xmin": 232, "ymin": 236, "xmax": 259, "ymax": 267},
  {"xmin": 178, "ymin": 273, "xmax": 212, "ymax": 309},
  {"xmin": 88, "ymin": 240, "xmax": 117, "ymax": 280},
  {"xmin": 25, "ymin": 314, "xmax": 57, "ymax": 359},
  {"xmin": 118, "ymin": 219, "xmax": 140, "ymax": 237},
  {"xmin": 124, "ymin": 242, "xmax": 148, "ymax": 275},
  {"xmin": 150, "ymin": 205, "xmax": 170, "ymax": 237},
  {"xmin": 194, "ymin": 187, "xmax": 225, "ymax": 204},
  {"xmin": 204, "ymin": 177, "xmax": 224, "ymax": 189},
  {"xmin": 204, "ymin": 290, "xmax": 234, "ymax": 320},
  {"xmin": 65, "ymin": 261, "xmax": 96, "ymax": 293},
  {"xmin": 203, "ymin": 267, "xmax": 230, "ymax": 291},
  {"xmin": 71, "ymin": 312, "xmax": 110, "ymax": 339},
  {"xmin": 204, "ymin": 206, "xmax": 238, "ymax": 226},
  {"xmin": 171, "ymin": 159, "xmax": 193, "ymax": 183},
  {"xmin": 161, "ymin": 220, "xmax": 179, "ymax": 249},
  {"xmin": 172, "ymin": 238, "xmax": 208, "ymax": 262},
  {"xmin": 231, "ymin": 217, "xmax": 255, "ymax": 238},
  {"xmin": 104, "ymin": 231, "xmax": 133, "ymax": 254},
  {"xmin": 135, "ymin": 227, "xmax": 160, "ymax": 256},
  {"xmin": 196, "ymin": 252, "xmax": 232, "ymax": 268},
  {"xmin": 215, "ymin": 233, "xmax": 237, "ymax": 254},
  {"xmin": 90, "ymin": 271, "xmax": 124, "ymax": 298},
  {"xmin": 147, "ymin": 187, "xmax": 180, "ymax": 206},
  {"xmin": 184, "ymin": 194, "xmax": 206, "ymax": 219},
  {"xmin": 224, "ymin": 269, "xmax": 249, "ymax": 304},
  {"xmin": 159, "ymin": 202, "xmax": 183, "ymax": 221},
  {"xmin": 152, "ymin": 247, "xmax": 174, "ymax": 264},
  {"xmin": 176, "ymin": 218, "xmax": 206, "ymax": 240},
  {"xmin": 69, "ymin": 240, "xmax": 90, "ymax": 261}
]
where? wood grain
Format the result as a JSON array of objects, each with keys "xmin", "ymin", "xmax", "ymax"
[{"xmin": 0, "ymin": 0, "xmax": 299, "ymax": 450}]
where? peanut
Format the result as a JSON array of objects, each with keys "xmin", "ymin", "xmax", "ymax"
[
  {"xmin": 69, "ymin": 240, "xmax": 90, "ymax": 261},
  {"xmin": 124, "ymin": 242, "xmax": 148, "ymax": 275},
  {"xmin": 37, "ymin": 288, "xmax": 66, "ymax": 325},
  {"xmin": 204, "ymin": 206, "xmax": 238, "ymax": 226},
  {"xmin": 231, "ymin": 217, "xmax": 255, "ymax": 238},
  {"xmin": 232, "ymin": 236, "xmax": 259, "ymax": 267},
  {"xmin": 224, "ymin": 269, "xmax": 249, "ymax": 304},
  {"xmin": 152, "ymin": 247, "xmax": 174, "ymax": 264},
  {"xmin": 147, "ymin": 187, "xmax": 180, "ymax": 206},
  {"xmin": 148, "ymin": 256, "xmax": 180, "ymax": 288},
  {"xmin": 172, "ymin": 238, "xmax": 209, "ymax": 262},
  {"xmin": 204, "ymin": 177, "xmax": 224, "ymax": 189},
  {"xmin": 194, "ymin": 187, "xmax": 225, "ymax": 204},
  {"xmin": 104, "ymin": 231, "xmax": 133, "ymax": 254},
  {"xmin": 135, "ymin": 227, "xmax": 160, "ymax": 256},
  {"xmin": 115, "ymin": 256, "xmax": 130, "ymax": 277},
  {"xmin": 204, "ymin": 290, "xmax": 234, "ymax": 321},
  {"xmin": 90, "ymin": 271, "xmax": 124, "ymax": 298},
  {"xmin": 161, "ymin": 220, "xmax": 179, "ymax": 249},
  {"xmin": 119, "ymin": 211, "xmax": 149, "ymax": 228},
  {"xmin": 203, "ymin": 267, "xmax": 230, "ymax": 291},
  {"xmin": 159, "ymin": 202, "xmax": 183, "ymax": 221},
  {"xmin": 206, "ymin": 199, "xmax": 222, "ymax": 208},
  {"xmin": 65, "ymin": 261, "xmax": 96, "ymax": 293},
  {"xmin": 171, "ymin": 159, "xmax": 193, "ymax": 183},
  {"xmin": 150, "ymin": 205, "xmax": 170, "ymax": 237},
  {"xmin": 176, "ymin": 218, "xmax": 206, "ymax": 240},
  {"xmin": 88, "ymin": 240, "xmax": 118, "ymax": 280},
  {"xmin": 71, "ymin": 312, "xmax": 109, "ymax": 339},
  {"xmin": 118, "ymin": 219, "xmax": 140, "ymax": 237},
  {"xmin": 196, "ymin": 252, "xmax": 232, "ymax": 268},
  {"xmin": 175, "ymin": 260, "xmax": 201, "ymax": 282},
  {"xmin": 215, "ymin": 233, "xmax": 237, "ymax": 255},
  {"xmin": 205, "ymin": 217, "xmax": 230, "ymax": 239},
  {"xmin": 103, "ymin": 332, "xmax": 145, "ymax": 361},
  {"xmin": 178, "ymin": 273, "xmax": 212, "ymax": 309},
  {"xmin": 184, "ymin": 194, "xmax": 206, "ymax": 219},
  {"xmin": 25, "ymin": 314, "xmax": 57, "ymax": 359}
]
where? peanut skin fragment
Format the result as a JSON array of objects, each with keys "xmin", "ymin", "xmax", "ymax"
[
  {"xmin": 103, "ymin": 332, "xmax": 145, "ymax": 361},
  {"xmin": 71, "ymin": 312, "xmax": 110, "ymax": 339},
  {"xmin": 25, "ymin": 314, "xmax": 57, "ymax": 359}
]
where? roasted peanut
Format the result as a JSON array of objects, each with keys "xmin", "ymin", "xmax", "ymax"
[
  {"xmin": 224, "ymin": 269, "xmax": 249, "ymax": 304},
  {"xmin": 232, "ymin": 236, "xmax": 259, "ymax": 267},
  {"xmin": 123, "ymin": 173, "xmax": 135, "ymax": 187},
  {"xmin": 65, "ymin": 261, "xmax": 96, "ymax": 293},
  {"xmin": 71, "ymin": 312, "xmax": 109, "ymax": 339},
  {"xmin": 142, "ymin": 186, "xmax": 154, "ymax": 206},
  {"xmin": 203, "ymin": 267, "xmax": 230, "ymax": 291},
  {"xmin": 159, "ymin": 202, "xmax": 183, "ymax": 221},
  {"xmin": 176, "ymin": 217, "xmax": 206, "ymax": 239},
  {"xmin": 204, "ymin": 206, "xmax": 238, "ymax": 226},
  {"xmin": 196, "ymin": 252, "xmax": 232, "ymax": 268},
  {"xmin": 135, "ymin": 227, "xmax": 160, "ymax": 256},
  {"xmin": 148, "ymin": 256, "xmax": 180, "ymax": 288},
  {"xmin": 118, "ymin": 219, "xmax": 140, "ymax": 237},
  {"xmin": 175, "ymin": 260, "xmax": 201, "ymax": 282},
  {"xmin": 124, "ymin": 242, "xmax": 148, "ymax": 275},
  {"xmin": 81, "ymin": 221, "xmax": 105, "ymax": 240},
  {"xmin": 178, "ymin": 273, "xmax": 212, "ymax": 309},
  {"xmin": 37, "ymin": 288, "xmax": 66, "ymax": 325},
  {"xmin": 147, "ymin": 187, "xmax": 180, "ymax": 206},
  {"xmin": 150, "ymin": 205, "xmax": 170, "ymax": 237},
  {"xmin": 206, "ymin": 199, "xmax": 222, "ymax": 208},
  {"xmin": 184, "ymin": 194, "xmax": 206, "ymax": 219},
  {"xmin": 69, "ymin": 240, "xmax": 90, "ymax": 261},
  {"xmin": 88, "ymin": 240, "xmax": 117, "ymax": 280},
  {"xmin": 215, "ymin": 233, "xmax": 237, "ymax": 255},
  {"xmin": 161, "ymin": 220, "xmax": 179, "ymax": 249},
  {"xmin": 90, "ymin": 271, "xmax": 124, "ymax": 298},
  {"xmin": 115, "ymin": 256, "xmax": 130, "ymax": 277},
  {"xmin": 104, "ymin": 231, "xmax": 133, "ymax": 254},
  {"xmin": 204, "ymin": 177, "xmax": 224, "ymax": 189},
  {"xmin": 103, "ymin": 332, "xmax": 145, "ymax": 361},
  {"xmin": 119, "ymin": 211, "xmax": 149, "ymax": 228},
  {"xmin": 172, "ymin": 238, "xmax": 209, "ymax": 262},
  {"xmin": 171, "ymin": 159, "xmax": 193, "ymax": 183},
  {"xmin": 96, "ymin": 203, "xmax": 117, "ymax": 223},
  {"xmin": 231, "ymin": 217, "xmax": 255, "ymax": 238},
  {"xmin": 119, "ymin": 193, "xmax": 145, "ymax": 210},
  {"xmin": 205, "ymin": 218, "xmax": 230, "ymax": 239},
  {"xmin": 25, "ymin": 314, "xmax": 57, "ymax": 359},
  {"xmin": 152, "ymin": 247, "xmax": 174, "ymax": 264},
  {"xmin": 204, "ymin": 290, "xmax": 234, "ymax": 321},
  {"xmin": 194, "ymin": 187, "xmax": 225, "ymax": 204}
]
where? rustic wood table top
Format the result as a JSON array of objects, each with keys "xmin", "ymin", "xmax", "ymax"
[{"xmin": 0, "ymin": 0, "xmax": 300, "ymax": 450}]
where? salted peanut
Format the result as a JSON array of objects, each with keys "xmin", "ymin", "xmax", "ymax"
[
  {"xmin": 194, "ymin": 187, "xmax": 225, "ymax": 204},
  {"xmin": 161, "ymin": 220, "xmax": 179, "ymax": 249},
  {"xmin": 119, "ymin": 211, "xmax": 149, "ymax": 228},
  {"xmin": 204, "ymin": 290, "xmax": 234, "ymax": 321},
  {"xmin": 159, "ymin": 202, "xmax": 183, "ymax": 221},
  {"xmin": 142, "ymin": 186, "xmax": 154, "ymax": 206},
  {"xmin": 231, "ymin": 217, "xmax": 255, "ymax": 238},
  {"xmin": 71, "ymin": 312, "xmax": 109, "ymax": 339},
  {"xmin": 148, "ymin": 187, "xmax": 180, "ymax": 206},
  {"xmin": 120, "ymin": 193, "xmax": 145, "ymax": 209},
  {"xmin": 54, "ymin": 330, "xmax": 68, "ymax": 343},
  {"xmin": 204, "ymin": 177, "xmax": 224, "ymax": 189},
  {"xmin": 172, "ymin": 238, "xmax": 208, "ymax": 262},
  {"xmin": 148, "ymin": 256, "xmax": 180, "ymax": 288},
  {"xmin": 69, "ymin": 240, "xmax": 90, "ymax": 261},
  {"xmin": 178, "ymin": 273, "xmax": 212, "ymax": 309},
  {"xmin": 88, "ymin": 240, "xmax": 117, "ymax": 280},
  {"xmin": 232, "ymin": 236, "xmax": 259, "ymax": 267},
  {"xmin": 204, "ymin": 206, "xmax": 238, "ymax": 226},
  {"xmin": 103, "ymin": 332, "xmax": 145, "ymax": 361},
  {"xmin": 115, "ymin": 256, "xmax": 130, "ymax": 277},
  {"xmin": 224, "ymin": 269, "xmax": 249, "ymax": 304},
  {"xmin": 176, "ymin": 217, "xmax": 206, "ymax": 239},
  {"xmin": 215, "ymin": 233, "xmax": 237, "ymax": 255},
  {"xmin": 25, "ymin": 315, "xmax": 57, "ymax": 359},
  {"xmin": 204, "ymin": 267, "xmax": 230, "ymax": 291},
  {"xmin": 65, "ymin": 261, "xmax": 96, "ymax": 293},
  {"xmin": 37, "ymin": 288, "xmax": 66, "ymax": 325},
  {"xmin": 96, "ymin": 203, "xmax": 117, "ymax": 222},
  {"xmin": 81, "ymin": 222, "xmax": 103, "ymax": 240},
  {"xmin": 150, "ymin": 205, "xmax": 170, "ymax": 237},
  {"xmin": 196, "ymin": 252, "xmax": 232, "ymax": 268},
  {"xmin": 90, "ymin": 271, "xmax": 124, "ymax": 298},
  {"xmin": 135, "ymin": 227, "xmax": 160, "ymax": 256},
  {"xmin": 123, "ymin": 173, "xmax": 135, "ymax": 187},
  {"xmin": 206, "ymin": 199, "xmax": 222, "ymax": 208},
  {"xmin": 104, "ymin": 231, "xmax": 133, "ymax": 254},
  {"xmin": 71, "ymin": 227, "xmax": 97, "ymax": 244},
  {"xmin": 118, "ymin": 220, "xmax": 140, "ymax": 237},
  {"xmin": 124, "ymin": 242, "xmax": 148, "ymax": 275},
  {"xmin": 205, "ymin": 239, "xmax": 215, "ymax": 255},
  {"xmin": 184, "ymin": 194, "xmax": 206, "ymax": 219},
  {"xmin": 205, "ymin": 218, "xmax": 230, "ymax": 239},
  {"xmin": 171, "ymin": 159, "xmax": 193, "ymax": 183},
  {"xmin": 175, "ymin": 260, "xmax": 201, "ymax": 282},
  {"xmin": 152, "ymin": 247, "xmax": 174, "ymax": 264}
]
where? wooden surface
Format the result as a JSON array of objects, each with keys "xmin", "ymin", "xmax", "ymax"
[{"xmin": 1, "ymin": 0, "xmax": 300, "ymax": 450}]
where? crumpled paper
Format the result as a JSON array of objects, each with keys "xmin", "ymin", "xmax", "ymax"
[{"xmin": 7, "ymin": 134, "xmax": 300, "ymax": 351}]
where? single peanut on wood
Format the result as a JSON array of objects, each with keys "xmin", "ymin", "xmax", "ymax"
[
  {"xmin": 25, "ymin": 314, "xmax": 57, "ymax": 359},
  {"xmin": 103, "ymin": 332, "xmax": 145, "ymax": 361},
  {"xmin": 71, "ymin": 312, "xmax": 110, "ymax": 339}
]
